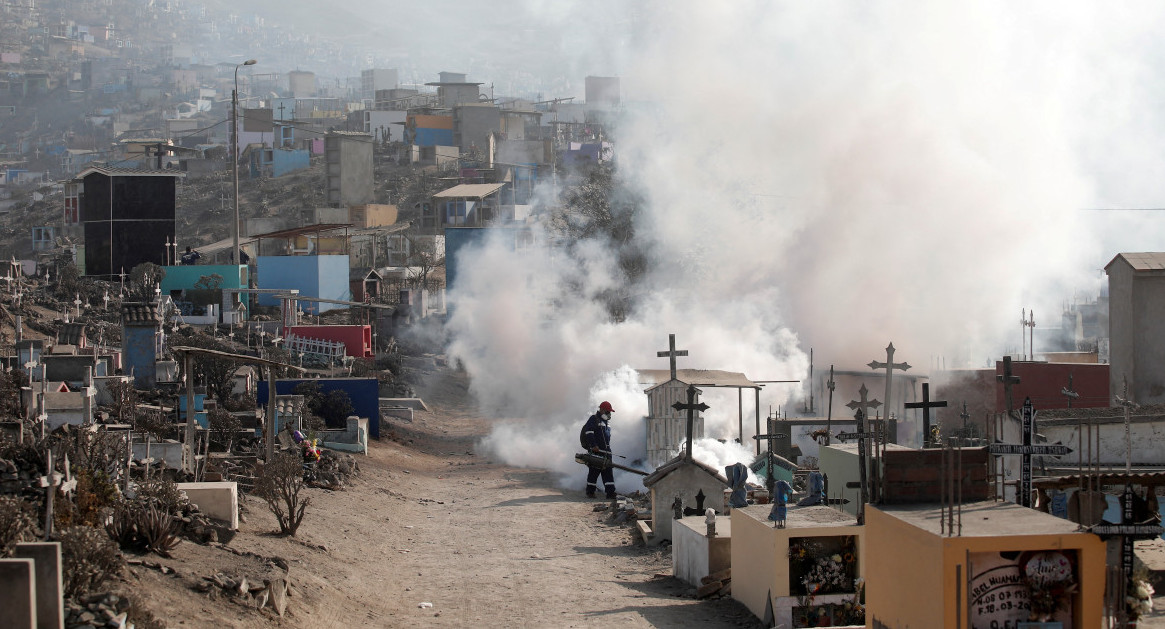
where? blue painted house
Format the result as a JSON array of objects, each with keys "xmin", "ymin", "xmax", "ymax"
[{"xmin": 255, "ymin": 255, "xmax": 350, "ymax": 312}]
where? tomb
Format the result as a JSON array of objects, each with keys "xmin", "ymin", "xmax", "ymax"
[
  {"xmin": 639, "ymin": 457, "xmax": 729, "ymax": 546},
  {"xmin": 13, "ymin": 542, "xmax": 62, "ymax": 629},
  {"xmin": 176, "ymin": 481, "xmax": 239, "ymax": 529},
  {"xmin": 672, "ymin": 512, "xmax": 731, "ymax": 588},
  {"xmin": 731, "ymin": 504, "xmax": 866, "ymax": 628},
  {"xmin": 865, "ymin": 501, "xmax": 1105, "ymax": 628},
  {"xmin": 318, "ymin": 415, "xmax": 369, "ymax": 454},
  {"xmin": 0, "ymin": 558, "xmax": 37, "ymax": 628}
]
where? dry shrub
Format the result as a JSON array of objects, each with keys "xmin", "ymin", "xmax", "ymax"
[
  {"xmin": 133, "ymin": 477, "xmax": 188, "ymax": 515},
  {"xmin": 105, "ymin": 504, "xmax": 181, "ymax": 557},
  {"xmin": 0, "ymin": 495, "xmax": 38, "ymax": 556},
  {"xmin": 254, "ymin": 453, "xmax": 310, "ymax": 536},
  {"xmin": 58, "ymin": 525, "xmax": 124, "ymax": 599},
  {"xmin": 66, "ymin": 468, "xmax": 120, "ymax": 528}
]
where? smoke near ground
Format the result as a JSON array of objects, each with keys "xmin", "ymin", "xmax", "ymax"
[{"xmin": 447, "ymin": 2, "xmax": 1165, "ymax": 483}]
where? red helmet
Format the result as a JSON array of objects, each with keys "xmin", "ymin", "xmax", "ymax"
[{"xmin": 599, "ymin": 401, "xmax": 614, "ymax": 413}]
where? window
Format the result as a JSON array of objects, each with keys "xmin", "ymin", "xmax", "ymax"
[{"xmin": 445, "ymin": 201, "xmax": 467, "ymax": 225}]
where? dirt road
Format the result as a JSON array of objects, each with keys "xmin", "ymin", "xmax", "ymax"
[{"xmin": 124, "ymin": 366, "xmax": 764, "ymax": 628}]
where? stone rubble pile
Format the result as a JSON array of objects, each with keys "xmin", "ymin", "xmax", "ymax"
[{"xmin": 64, "ymin": 592, "xmax": 130, "ymax": 629}]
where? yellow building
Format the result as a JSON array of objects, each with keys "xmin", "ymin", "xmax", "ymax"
[
  {"xmin": 731, "ymin": 504, "xmax": 866, "ymax": 627},
  {"xmin": 865, "ymin": 501, "xmax": 1105, "ymax": 628}
]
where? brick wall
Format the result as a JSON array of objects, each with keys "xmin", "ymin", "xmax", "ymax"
[{"xmin": 882, "ymin": 448, "xmax": 989, "ymax": 504}]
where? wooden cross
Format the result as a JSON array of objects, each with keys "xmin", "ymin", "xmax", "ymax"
[
  {"xmin": 846, "ymin": 385, "xmax": 881, "ymax": 523},
  {"xmin": 119, "ymin": 267, "xmax": 127, "ymax": 298},
  {"xmin": 1061, "ymin": 373, "xmax": 1079, "ymax": 409},
  {"xmin": 868, "ymin": 342, "xmax": 910, "ymax": 443},
  {"xmin": 657, "ymin": 334, "xmax": 688, "ymax": 381},
  {"xmin": 37, "ymin": 450, "xmax": 63, "ymax": 540},
  {"xmin": 996, "ymin": 355, "xmax": 1021, "ymax": 417},
  {"xmin": 672, "ymin": 384, "xmax": 708, "ymax": 460},
  {"xmin": 905, "ymin": 383, "xmax": 948, "ymax": 448}
]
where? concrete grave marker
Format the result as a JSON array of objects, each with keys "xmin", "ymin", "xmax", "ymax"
[
  {"xmin": 0, "ymin": 558, "xmax": 37, "ymax": 628},
  {"xmin": 13, "ymin": 542, "xmax": 62, "ymax": 629}
]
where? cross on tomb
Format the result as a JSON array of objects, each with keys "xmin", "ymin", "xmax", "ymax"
[
  {"xmin": 1085, "ymin": 482, "xmax": 1164, "ymax": 624},
  {"xmin": 996, "ymin": 355, "xmax": 1021, "ymax": 417},
  {"xmin": 825, "ymin": 365, "xmax": 836, "ymax": 446},
  {"xmin": 904, "ymin": 382, "xmax": 948, "ymax": 448},
  {"xmin": 1115, "ymin": 376, "xmax": 1137, "ymax": 477},
  {"xmin": 987, "ymin": 397, "xmax": 1072, "ymax": 508},
  {"xmin": 672, "ymin": 384, "xmax": 709, "ymax": 460},
  {"xmin": 752, "ymin": 414, "xmax": 788, "ymax": 496},
  {"xmin": 1061, "ymin": 373, "xmax": 1079, "ymax": 409},
  {"xmin": 845, "ymin": 384, "xmax": 881, "ymax": 524},
  {"xmin": 959, "ymin": 401, "xmax": 971, "ymax": 445},
  {"xmin": 868, "ymin": 342, "xmax": 910, "ymax": 443},
  {"xmin": 657, "ymin": 333, "xmax": 688, "ymax": 381},
  {"xmin": 37, "ymin": 450, "xmax": 63, "ymax": 540},
  {"xmin": 73, "ymin": 293, "xmax": 82, "ymax": 318}
]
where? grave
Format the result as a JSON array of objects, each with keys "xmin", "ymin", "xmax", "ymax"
[
  {"xmin": 0, "ymin": 557, "xmax": 37, "ymax": 628},
  {"xmin": 672, "ymin": 513, "xmax": 731, "ymax": 588},
  {"xmin": 639, "ymin": 457, "xmax": 729, "ymax": 546},
  {"xmin": 318, "ymin": 415, "xmax": 369, "ymax": 454},
  {"xmin": 176, "ymin": 481, "xmax": 239, "ymax": 529},
  {"xmin": 730, "ymin": 504, "xmax": 865, "ymax": 628},
  {"xmin": 865, "ymin": 501, "xmax": 1105, "ymax": 628},
  {"xmin": 13, "ymin": 542, "xmax": 62, "ymax": 629}
]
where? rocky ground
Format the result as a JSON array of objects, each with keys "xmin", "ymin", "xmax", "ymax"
[{"xmin": 103, "ymin": 365, "xmax": 764, "ymax": 628}]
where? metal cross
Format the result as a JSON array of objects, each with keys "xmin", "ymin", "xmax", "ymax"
[
  {"xmin": 959, "ymin": 401, "xmax": 970, "ymax": 445},
  {"xmin": 672, "ymin": 384, "xmax": 708, "ymax": 460},
  {"xmin": 1021, "ymin": 309, "xmax": 1035, "ymax": 360},
  {"xmin": 752, "ymin": 414, "xmax": 788, "ymax": 497},
  {"xmin": 868, "ymin": 342, "xmax": 910, "ymax": 443},
  {"xmin": 825, "ymin": 365, "xmax": 836, "ymax": 447},
  {"xmin": 1061, "ymin": 373, "xmax": 1079, "ymax": 409},
  {"xmin": 905, "ymin": 383, "xmax": 948, "ymax": 448},
  {"xmin": 846, "ymin": 385, "xmax": 881, "ymax": 523},
  {"xmin": 996, "ymin": 355, "xmax": 1021, "ymax": 417},
  {"xmin": 1115, "ymin": 376, "xmax": 1138, "ymax": 477},
  {"xmin": 657, "ymin": 334, "xmax": 688, "ymax": 381}
]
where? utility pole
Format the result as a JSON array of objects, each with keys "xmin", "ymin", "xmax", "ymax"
[{"xmin": 232, "ymin": 59, "xmax": 257, "ymax": 266}]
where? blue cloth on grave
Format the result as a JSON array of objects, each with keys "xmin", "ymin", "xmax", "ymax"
[
  {"xmin": 768, "ymin": 479, "xmax": 794, "ymax": 522},
  {"xmin": 798, "ymin": 471, "xmax": 825, "ymax": 506},
  {"xmin": 726, "ymin": 462, "xmax": 749, "ymax": 508}
]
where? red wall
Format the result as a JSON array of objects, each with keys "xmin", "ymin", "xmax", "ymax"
[
  {"xmin": 994, "ymin": 360, "xmax": 1109, "ymax": 411},
  {"xmin": 284, "ymin": 325, "xmax": 373, "ymax": 358}
]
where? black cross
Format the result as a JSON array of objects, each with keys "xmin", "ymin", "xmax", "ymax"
[
  {"xmin": 996, "ymin": 355, "xmax": 1021, "ymax": 417},
  {"xmin": 752, "ymin": 414, "xmax": 788, "ymax": 497},
  {"xmin": 825, "ymin": 365, "xmax": 836, "ymax": 446},
  {"xmin": 1061, "ymin": 373, "xmax": 1079, "ymax": 409},
  {"xmin": 905, "ymin": 383, "xmax": 948, "ymax": 448},
  {"xmin": 657, "ymin": 333, "xmax": 688, "ymax": 381},
  {"xmin": 845, "ymin": 385, "xmax": 880, "ymax": 524},
  {"xmin": 984, "ymin": 397, "xmax": 1075, "ymax": 508},
  {"xmin": 672, "ymin": 384, "xmax": 708, "ymax": 460}
]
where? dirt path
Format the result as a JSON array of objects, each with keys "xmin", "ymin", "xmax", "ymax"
[{"xmin": 122, "ymin": 366, "xmax": 763, "ymax": 628}]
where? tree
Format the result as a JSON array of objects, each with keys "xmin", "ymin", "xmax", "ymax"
[
  {"xmin": 404, "ymin": 232, "xmax": 444, "ymax": 293},
  {"xmin": 254, "ymin": 453, "xmax": 310, "ymax": 536},
  {"xmin": 127, "ymin": 263, "xmax": 165, "ymax": 301}
]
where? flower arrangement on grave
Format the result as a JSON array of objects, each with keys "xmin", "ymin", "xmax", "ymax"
[
  {"xmin": 1021, "ymin": 550, "xmax": 1078, "ymax": 622},
  {"xmin": 834, "ymin": 578, "xmax": 866, "ymax": 625},
  {"xmin": 789, "ymin": 537, "xmax": 858, "ymax": 596},
  {"xmin": 1127, "ymin": 565, "xmax": 1155, "ymax": 620}
]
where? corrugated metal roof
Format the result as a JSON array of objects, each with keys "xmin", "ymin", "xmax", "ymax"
[
  {"xmin": 638, "ymin": 369, "xmax": 761, "ymax": 390},
  {"xmin": 1106, "ymin": 252, "xmax": 1165, "ymax": 272},
  {"xmin": 78, "ymin": 165, "xmax": 186, "ymax": 178},
  {"xmin": 432, "ymin": 183, "xmax": 506, "ymax": 198}
]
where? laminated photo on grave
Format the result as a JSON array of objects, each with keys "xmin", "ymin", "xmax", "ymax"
[{"xmin": 968, "ymin": 550, "xmax": 1076, "ymax": 629}]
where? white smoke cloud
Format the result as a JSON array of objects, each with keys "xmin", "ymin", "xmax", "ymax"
[{"xmin": 449, "ymin": 2, "xmax": 1165, "ymax": 482}]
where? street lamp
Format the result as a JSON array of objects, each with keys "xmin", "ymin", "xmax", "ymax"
[{"xmin": 232, "ymin": 59, "xmax": 257, "ymax": 267}]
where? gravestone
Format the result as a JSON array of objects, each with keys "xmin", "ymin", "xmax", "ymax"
[
  {"xmin": 13, "ymin": 542, "xmax": 62, "ymax": 629},
  {"xmin": 0, "ymin": 558, "xmax": 37, "ymax": 628}
]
